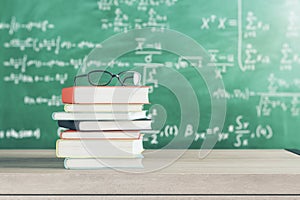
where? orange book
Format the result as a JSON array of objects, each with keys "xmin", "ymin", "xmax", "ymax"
[{"xmin": 62, "ymin": 86, "xmax": 150, "ymax": 104}]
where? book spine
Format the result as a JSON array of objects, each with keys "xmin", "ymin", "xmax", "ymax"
[
  {"xmin": 62, "ymin": 87, "xmax": 75, "ymax": 103},
  {"xmin": 63, "ymin": 158, "xmax": 70, "ymax": 169},
  {"xmin": 59, "ymin": 131, "xmax": 64, "ymax": 139},
  {"xmin": 55, "ymin": 140, "xmax": 60, "ymax": 157},
  {"xmin": 59, "ymin": 134, "xmax": 141, "ymax": 140},
  {"xmin": 58, "ymin": 120, "xmax": 77, "ymax": 130}
]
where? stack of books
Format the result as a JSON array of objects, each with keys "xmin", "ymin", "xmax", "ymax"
[{"xmin": 52, "ymin": 86, "xmax": 151, "ymax": 169}]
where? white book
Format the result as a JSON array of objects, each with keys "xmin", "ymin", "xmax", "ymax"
[
  {"xmin": 52, "ymin": 111, "xmax": 148, "ymax": 120},
  {"xmin": 58, "ymin": 120, "xmax": 152, "ymax": 131},
  {"xmin": 60, "ymin": 130, "xmax": 141, "ymax": 139},
  {"xmin": 56, "ymin": 139, "xmax": 144, "ymax": 158},
  {"xmin": 64, "ymin": 157, "xmax": 144, "ymax": 169},
  {"xmin": 64, "ymin": 104, "xmax": 144, "ymax": 112},
  {"xmin": 62, "ymin": 86, "xmax": 149, "ymax": 104}
]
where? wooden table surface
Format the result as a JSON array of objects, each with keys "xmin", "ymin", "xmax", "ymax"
[{"xmin": 1, "ymin": 149, "xmax": 300, "ymax": 199}]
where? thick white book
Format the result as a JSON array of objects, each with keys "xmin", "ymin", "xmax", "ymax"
[
  {"xmin": 64, "ymin": 104, "xmax": 144, "ymax": 112},
  {"xmin": 62, "ymin": 86, "xmax": 150, "ymax": 104},
  {"xmin": 64, "ymin": 157, "xmax": 144, "ymax": 169},
  {"xmin": 58, "ymin": 120, "xmax": 152, "ymax": 131},
  {"xmin": 60, "ymin": 130, "xmax": 141, "ymax": 140},
  {"xmin": 56, "ymin": 139, "xmax": 144, "ymax": 158},
  {"xmin": 52, "ymin": 111, "xmax": 147, "ymax": 120}
]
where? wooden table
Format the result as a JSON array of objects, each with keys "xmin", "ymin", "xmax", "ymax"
[{"xmin": 1, "ymin": 149, "xmax": 300, "ymax": 199}]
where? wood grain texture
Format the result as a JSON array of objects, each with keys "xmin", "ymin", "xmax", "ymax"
[{"xmin": 0, "ymin": 150, "xmax": 300, "ymax": 195}]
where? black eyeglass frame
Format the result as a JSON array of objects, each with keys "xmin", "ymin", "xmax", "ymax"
[{"xmin": 74, "ymin": 70, "xmax": 141, "ymax": 86}]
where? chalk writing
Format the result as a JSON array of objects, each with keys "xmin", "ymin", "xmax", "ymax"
[
  {"xmin": 0, "ymin": 16, "xmax": 54, "ymax": 35},
  {"xmin": 4, "ymin": 37, "xmax": 102, "ymax": 54},
  {"xmin": 0, "ymin": 129, "xmax": 40, "ymax": 140}
]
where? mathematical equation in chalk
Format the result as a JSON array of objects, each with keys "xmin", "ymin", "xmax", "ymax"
[
  {"xmin": 97, "ymin": 0, "xmax": 178, "ymax": 11},
  {"xmin": 212, "ymin": 73, "xmax": 300, "ymax": 117},
  {"xmin": 101, "ymin": 8, "xmax": 169, "ymax": 32},
  {"xmin": 144, "ymin": 115, "xmax": 273, "ymax": 148},
  {"xmin": 185, "ymin": 115, "xmax": 273, "ymax": 148},
  {"xmin": 256, "ymin": 94, "xmax": 300, "ymax": 117},
  {"xmin": 98, "ymin": 0, "xmax": 177, "ymax": 32},
  {"xmin": 199, "ymin": 4, "xmax": 299, "ymax": 73},
  {"xmin": 0, "ymin": 16, "xmax": 55, "ymax": 35},
  {"xmin": 227, "ymin": 115, "xmax": 273, "ymax": 147},
  {"xmin": 200, "ymin": 15, "xmax": 237, "ymax": 30},
  {"xmin": 286, "ymin": 11, "xmax": 300, "ymax": 38},
  {"xmin": 4, "ymin": 73, "xmax": 68, "ymax": 85},
  {"xmin": 24, "ymin": 95, "xmax": 62, "ymax": 107},
  {"xmin": 4, "ymin": 37, "xmax": 102, "ymax": 54},
  {"xmin": 280, "ymin": 43, "xmax": 300, "ymax": 71},
  {"xmin": 3, "ymin": 55, "xmax": 131, "ymax": 73},
  {"xmin": 0, "ymin": 129, "xmax": 40, "ymax": 140}
]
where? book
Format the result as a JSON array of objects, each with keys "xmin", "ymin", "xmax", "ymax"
[
  {"xmin": 52, "ymin": 111, "xmax": 148, "ymax": 120},
  {"xmin": 56, "ymin": 139, "xmax": 144, "ymax": 158},
  {"xmin": 64, "ymin": 104, "xmax": 144, "ymax": 112},
  {"xmin": 58, "ymin": 120, "xmax": 152, "ymax": 131},
  {"xmin": 60, "ymin": 130, "xmax": 141, "ymax": 140},
  {"xmin": 64, "ymin": 157, "xmax": 143, "ymax": 169},
  {"xmin": 62, "ymin": 86, "xmax": 150, "ymax": 104}
]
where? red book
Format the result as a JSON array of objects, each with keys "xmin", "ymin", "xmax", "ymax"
[{"xmin": 62, "ymin": 86, "xmax": 150, "ymax": 104}]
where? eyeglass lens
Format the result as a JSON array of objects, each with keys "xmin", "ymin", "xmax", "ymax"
[{"xmin": 88, "ymin": 71, "xmax": 112, "ymax": 86}]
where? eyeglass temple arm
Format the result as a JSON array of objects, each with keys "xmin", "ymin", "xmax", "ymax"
[
  {"xmin": 121, "ymin": 76, "xmax": 133, "ymax": 84},
  {"xmin": 117, "ymin": 71, "xmax": 141, "ymax": 85},
  {"xmin": 74, "ymin": 74, "xmax": 87, "ymax": 86}
]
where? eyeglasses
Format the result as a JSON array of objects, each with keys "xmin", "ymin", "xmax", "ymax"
[{"xmin": 74, "ymin": 70, "xmax": 141, "ymax": 86}]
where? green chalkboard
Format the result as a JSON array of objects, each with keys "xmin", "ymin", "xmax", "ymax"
[{"xmin": 0, "ymin": 0, "xmax": 300, "ymax": 149}]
